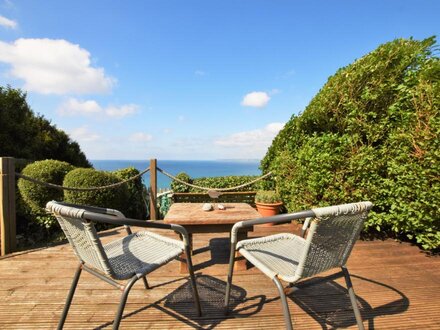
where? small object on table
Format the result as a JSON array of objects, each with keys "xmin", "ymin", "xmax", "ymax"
[
  {"xmin": 202, "ymin": 203, "xmax": 213, "ymax": 211},
  {"xmin": 217, "ymin": 203, "xmax": 225, "ymax": 210}
]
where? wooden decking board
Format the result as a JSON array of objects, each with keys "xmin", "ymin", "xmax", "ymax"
[{"xmin": 0, "ymin": 223, "xmax": 439, "ymax": 329}]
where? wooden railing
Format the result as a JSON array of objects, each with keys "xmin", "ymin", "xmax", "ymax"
[{"xmin": 0, "ymin": 158, "xmax": 16, "ymax": 256}]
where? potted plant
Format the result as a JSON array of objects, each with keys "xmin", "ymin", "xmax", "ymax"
[{"xmin": 255, "ymin": 190, "xmax": 283, "ymax": 218}]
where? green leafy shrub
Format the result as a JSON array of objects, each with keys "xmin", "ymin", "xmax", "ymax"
[
  {"xmin": 63, "ymin": 168, "xmax": 129, "ymax": 214},
  {"xmin": 18, "ymin": 159, "xmax": 75, "ymax": 214},
  {"xmin": 170, "ymin": 172, "xmax": 192, "ymax": 192},
  {"xmin": 255, "ymin": 190, "xmax": 282, "ymax": 204},
  {"xmin": 191, "ymin": 175, "xmax": 264, "ymax": 192},
  {"xmin": 262, "ymin": 37, "xmax": 440, "ymax": 250},
  {"xmin": 113, "ymin": 167, "xmax": 147, "ymax": 219}
]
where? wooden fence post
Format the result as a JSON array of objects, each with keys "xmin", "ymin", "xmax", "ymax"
[
  {"xmin": 149, "ymin": 159, "xmax": 157, "ymax": 220},
  {"xmin": 0, "ymin": 157, "xmax": 16, "ymax": 256}
]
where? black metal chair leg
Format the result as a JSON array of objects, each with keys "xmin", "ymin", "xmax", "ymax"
[
  {"xmin": 112, "ymin": 276, "xmax": 139, "ymax": 330},
  {"xmin": 341, "ymin": 266, "xmax": 365, "ymax": 330},
  {"xmin": 57, "ymin": 264, "xmax": 82, "ymax": 330},
  {"xmin": 273, "ymin": 276, "xmax": 293, "ymax": 330},
  {"xmin": 185, "ymin": 246, "xmax": 202, "ymax": 317},
  {"xmin": 142, "ymin": 276, "xmax": 149, "ymax": 289},
  {"xmin": 224, "ymin": 243, "xmax": 237, "ymax": 315}
]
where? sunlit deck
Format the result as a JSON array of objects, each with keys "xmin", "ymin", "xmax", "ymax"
[{"xmin": 0, "ymin": 223, "xmax": 439, "ymax": 329}]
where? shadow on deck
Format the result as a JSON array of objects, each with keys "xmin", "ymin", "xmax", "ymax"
[{"xmin": 0, "ymin": 223, "xmax": 438, "ymax": 329}]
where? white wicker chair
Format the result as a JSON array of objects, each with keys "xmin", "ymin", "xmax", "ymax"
[
  {"xmin": 46, "ymin": 201, "xmax": 201, "ymax": 329},
  {"xmin": 224, "ymin": 201, "xmax": 373, "ymax": 330}
]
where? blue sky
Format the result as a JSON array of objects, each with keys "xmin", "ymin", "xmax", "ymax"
[{"xmin": 0, "ymin": 0, "xmax": 438, "ymax": 160}]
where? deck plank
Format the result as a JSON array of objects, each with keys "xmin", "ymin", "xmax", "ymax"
[{"xmin": 0, "ymin": 223, "xmax": 439, "ymax": 329}]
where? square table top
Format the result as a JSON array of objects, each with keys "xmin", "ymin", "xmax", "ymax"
[{"xmin": 163, "ymin": 203, "xmax": 260, "ymax": 226}]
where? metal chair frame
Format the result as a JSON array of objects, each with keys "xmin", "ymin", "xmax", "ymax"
[
  {"xmin": 46, "ymin": 201, "xmax": 201, "ymax": 330},
  {"xmin": 224, "ymin": 202, "xmax": 373, "ymax": 330}
]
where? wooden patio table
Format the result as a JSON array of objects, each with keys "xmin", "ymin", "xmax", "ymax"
[{"xmin": 164, "ymin": 202, "xmax": 261, "ymax": 273}]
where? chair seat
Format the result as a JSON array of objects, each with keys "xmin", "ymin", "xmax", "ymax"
[
  {"xmin": 237, "ymin": 233, "xmax": 306, "ymax": 283},
  {"xmin": 104, "ymin": 231, "xmax": 185, "ymax": 280}
]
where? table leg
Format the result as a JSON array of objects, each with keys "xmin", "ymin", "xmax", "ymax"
[
  {"xmin": 180, "ymin": 233, "xmax": 193, "ymax": 274},
  {"xmin": 235, "ymin": 231, "xmax": 248, "ymax": 271}
]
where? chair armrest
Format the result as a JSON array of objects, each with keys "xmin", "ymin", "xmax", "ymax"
[
  {"xmin": 301, "ymin": 217, "xmax": 313, "ymax": 238},
  {"xmin": 83, "ymin": 211, "xmax": 191, "ymax": 246},
  {"xmin": 230, "ymin": 210, "xmax": 315, "ymax": 244},
  {"xmin": 53, "ymin": 201, "xmax": 126, "ymax": 217}
]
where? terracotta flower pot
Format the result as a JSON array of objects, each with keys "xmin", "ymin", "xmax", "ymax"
[{"xmin": 255, "ymin": 202, "xmax": 283, "ymax": 226}]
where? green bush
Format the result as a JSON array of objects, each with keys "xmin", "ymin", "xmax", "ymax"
[
  {"xmin": 170, "ymin": 172, "xmax": 192, "ymax": 192},
  {"xmin": 63, "ymin": 168, "xmax": 129, "ymax": 214},
  {"xmin": 255, "ymin": 190, "xmax": 282, "ymax": 204},
  {"xmin": 113, "ymin": 167, "xmax": 147, "ymax": 219},
  {"xmin": 171, "ymin": 172, "xmax": 268, "ymax": 193},
  {"xmin": 18, "ymin": 159, "xmax": 75, "ymax": 214},
  {"xmin": 262, "ymin": 37, "xmax": 440, "ymax": 250},
  {"xmin": 191, "ymin": 175, "xmax": 264, "ymax": 192}
]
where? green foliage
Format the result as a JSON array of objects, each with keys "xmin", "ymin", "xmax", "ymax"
[
  {"xmin": 0, "ymin": 86, "xmax": 91, "ymax": 167},
  {"xmin": 63, "ymin": 168, "xmax": 129, "ymax": 214},
  {"xmin": 113, "ymin": 167, "xmax": 147, "ymax": 219},
  {"xmin": 171, "ymin": 172, "xmax": 268, "ymax": 193},
  {"xmin": 191, "ymin": 175, "xmax": 264, "ymax": 192},
  {"xmin": 255, "ymin": 190, "xmax": 282, "ymax": 204},
  {"xmin": 170, "ymin": 172, "xmax": 192, "ymax": 192},
  {"xmin": 18, "ymin": 159, "xmax": 75, "ymax": 214},
  {"xmin": 262, "ymin": 37, "xmax": 440, "ymax": 250},
  {"xmin": 17, "ymin": 159, "xmax": 75, "ymax": 230}
]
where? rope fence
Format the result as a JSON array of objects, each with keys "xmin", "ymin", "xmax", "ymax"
[
  {"xmin": 15, "ymin": 167, "xmax": 151, "ymax": 192},
  {"xmin": 15, "ymin": 166, "xmax": 272, "ymax": 193},
  {"xmin": 157, "ymin": 167, "xmax": 272, "ymax": 192}
]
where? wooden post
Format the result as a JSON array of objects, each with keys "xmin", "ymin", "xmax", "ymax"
[
  {"xmin": 0, "ymin": 157, "xmax": 16, "ymax": 256},
  {"xmin": 149, "ymin": 159, "xmax": 157, "ymax": 220}
]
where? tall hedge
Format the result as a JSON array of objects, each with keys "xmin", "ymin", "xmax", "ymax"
[
  {"xmin": 261, "ymin": 37, "xmax": 439, "ymax": 250},
  {"xmin": 63, "ymin": 168, "xmax": 129, "ymax": 214}
]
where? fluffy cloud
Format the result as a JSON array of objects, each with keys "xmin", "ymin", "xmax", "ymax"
[
  {"xmin": 0, "ymin": 15, "xmax": 17, "ymax": 29},
  {"xmin": 106, "ymin": 104, "xmax": 139, "ymax": 118},
  {"xmin": 69, "ymin": 126, "xmax": 101, "ymax": 142},
  {"xmin": 129, "ymin": 132, "xmax": 153, "ymax": 142},
  {"xmin": 0, "ymin": 38, "xmax": 115, "ymax": 94},
  {"xmin": 58, "ymin": 98, "xmax": 138, "ymax": 118},
  {"xmin": 215, "ymin": 122, "xmax": 285, "ymax": 147},
  {"xmin": 241, "ymin": 91, "xmax": 270, "ymax": 108}
]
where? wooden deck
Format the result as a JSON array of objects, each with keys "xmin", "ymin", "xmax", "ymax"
[{"xmin": 0, "ymin": 223, "xmax": 439, "ymax": 329}]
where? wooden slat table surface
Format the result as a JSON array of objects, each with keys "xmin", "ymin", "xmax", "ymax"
[{"xmin": 164, "ymin": 203, "xmax": 261, "ymax": 225}]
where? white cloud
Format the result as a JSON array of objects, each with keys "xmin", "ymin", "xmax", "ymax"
[
  {"xmin": 69, "ymin": 126, "xmax": 101, "ymax": 142},
  {"xmin": 129, "ymin": 132, "xmax": 153, "ymax": 143},
  {"xmin": 0, "ymin": 38, "xmax": 115, "ymax": 94},
  {"xmin": 105, "ymin": 104, "xmax": 139, "ymax": 118},
  {"xmin": 0, "ymin": 15, "xmax": 17, "ymax": 29},
  {"xmin": 215, "ymin": 122, "xmax": 285, "ymax": 147},
  {"xmin": 195, "ymin": 70, "xmax": 206, "ymax": 76},
  {"xmin": 241, "ymin": 91, "xmax": 270, "ymax": 108},
  {"xmin": 58, "ymin": 98, "xmax": 101, "ymax": 116},
  {"xmin": 57, "ymin": 98, "xmax": 138, "ymax": 118}
]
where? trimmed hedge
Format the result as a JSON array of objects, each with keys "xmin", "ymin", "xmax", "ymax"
[
  {"xmin": 63, "ymin": 168, "xmax": 129, "ymax": 214},
  {"xmin": 171, "ymin": 172, "xmax": 265, "ymax": 193},
  {"xmin": 262, "ymin": 37, "xmax": 440, "ymax": 250},
  {"xmin": 113, "ymin": 167, "xmax": 147, "ymax": 219},
  {"xmin": 18, "ymin": 159, "xmax": 75, "ymax": 214}
]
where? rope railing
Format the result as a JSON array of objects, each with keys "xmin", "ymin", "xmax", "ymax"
[
  {"xmin": 15, "ymin": 167, "xmax": 150, "ymax": 192},
  {"xmin": 157, "ymin": 167, "xmax": 272, "ymax": 192}
]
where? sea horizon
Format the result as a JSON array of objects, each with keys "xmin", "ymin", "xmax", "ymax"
[{"xmin": 91, "ymin": 159, "xmax": 262, "ymax": 190}]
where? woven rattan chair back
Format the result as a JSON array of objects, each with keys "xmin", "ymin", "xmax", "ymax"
[
  {"xmin": 298, "ymin": 202, "xmax": 372, "ymax": 278},
  {"xmin": 49, "ymin": 202, "xmax": 114, "ymax": 277}
]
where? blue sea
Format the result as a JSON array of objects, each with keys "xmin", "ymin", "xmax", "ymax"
[{"xmin": 91, "ymin": 160, "xmax": 261, "ymax": 189}]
